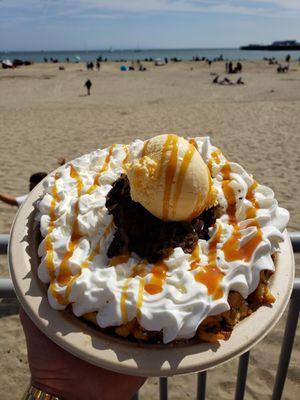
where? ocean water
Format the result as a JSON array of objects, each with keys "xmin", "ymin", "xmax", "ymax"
[{"xmin": 1, "ymin": 48, "xmax": 300, "ymax": 63}]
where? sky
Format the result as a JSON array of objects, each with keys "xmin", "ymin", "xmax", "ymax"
[{"xmin": 1, "ymin": 0, "xmax": 300, "ymax": 51}]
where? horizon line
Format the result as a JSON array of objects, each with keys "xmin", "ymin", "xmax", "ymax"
[{"xmin": 0, "ymin": 46, "xmax": 240, "ymax": 53}]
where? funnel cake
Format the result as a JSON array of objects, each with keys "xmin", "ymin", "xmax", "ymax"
[{"xmin": 36, "ymin": 135, "xmax": 289, "ymax": 344}]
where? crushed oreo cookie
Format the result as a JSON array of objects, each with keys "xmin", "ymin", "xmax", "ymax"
[{"xmin": 106, "ymin": 174, "xmax": 216, "ymax": 263}]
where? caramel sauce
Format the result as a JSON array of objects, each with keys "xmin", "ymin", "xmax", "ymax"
[
  {"xmin": 173, "ymin": 143, "xmax": 195, "ymax": 217},
  {"xmin": 222, "ymin": 224, "xmax": 263, "ymax": 262},
  {"xmin": 221, "ymin": 171, "xmax": 262, "ymax": 263},
  {"xmin": 57, "ymin": 235, "xmax": 81, "ymax": 285},
  {"xmin": 190, "ymin": 244, "xmax": 201, "ymax": 270},
  {"xmin": 222, "ymin": 180, "xmax": 236, "ymax": 223},
  {"xmin": 246, "ymin": 181, "xmax": 259, "ymax": 219},
  {"xmin": 221, "ymin": 162, "xmax": 231, "ymax": 180},
  {"xmin": 56, "ymin": 165, "xmax": 83, "ymax": 288},
  {"xmin": 64, "ymin": 273, "xmax": 81, "ymax": 302},
  {"xmin": 87, "ymin": 144, "xmax": 115, "ymax": 194},
  {"xmin": 188, "ymin": 167, "xmax": 213, "ymax": 221},
  {"xmin": 189, "ymin": 192, "xmax": 204, "ymax": 221},
  {"xmin": 195, "ymin": 223, "xmax": 224, "ymax": 299},
  {"xmin": 136, "ymin": 278, "xmax": 145, "ymax": 321},
  {"xmin": 188, "ymin": 138, "xmax": 197, "ymax": 148},
  {"xmin": 122, "ymin": 144, "xmax": 129, "ymax": 167},
  {"xmin": 162, "ymin": 134, "xmax": 179, "ymax": 220},
  {"xmin": 45, "ymin": 179, "xmax": 59, "ymax": 280},
  {"xmin": 145, "ymin": 260, "xmax": 168, "ymax": 295},
  {"xmin": 64, "ymin": 222, "xmax": 114, "ymax": 300},
  {"xmin": 195, "ymin": 266, "xmax": 224, "ymax": 299},
  {"xmin": 141, "ymin": 140, "xmax": 149, "ymax": 157},
  {"xmin": 120, "ymin": 278, "xmax": 131, "ymax": 323},
  {"xmin": 49, "ymin": 283, "xmax": 67, "ymax": 305},
  {"xmin": 207, "ymin": 149, "xmax": 222, "ymax": 172}
]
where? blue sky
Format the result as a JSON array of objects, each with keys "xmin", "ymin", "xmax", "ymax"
[{"xmin": 1, "ymin": 1, "xmax": 300, "ymax": 51}]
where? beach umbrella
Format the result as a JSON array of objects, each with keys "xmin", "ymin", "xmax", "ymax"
[
  {"xmin": 2, "ymin": 59, "xmax": 13, "ymax": 68},
  {"xmin": 75, "ymin": 55, "xmax": 81, "ymax": 63},
  {"xmin": 154, "ymin": 58, "xmax": 165, "ymax": 66}
]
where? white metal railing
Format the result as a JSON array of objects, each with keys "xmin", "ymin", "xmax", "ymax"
[{"xmin": 0, "ymin": 233, "xmax": 299, "ymax": 400}]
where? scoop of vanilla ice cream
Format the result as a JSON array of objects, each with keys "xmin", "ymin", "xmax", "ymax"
[{"xmin": 126, "ymin": 134, "xmax": 215, "ymax": 221}]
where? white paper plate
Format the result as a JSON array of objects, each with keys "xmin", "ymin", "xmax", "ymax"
[{"xmin": 9, "ymin": 181, "xmax": 295, "ymax": 377}]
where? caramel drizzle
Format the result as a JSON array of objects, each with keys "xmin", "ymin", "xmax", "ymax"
[
  {"xmin": 221, "ymin": 162, "xmax": 236, "ymax": 224},
  {"xmin": 193, "ymin": 159, "xmax": 262, "ymax": 299},
  {"xmin": 190, "ymin": 244, "xmax": 201, "ymax": 270},
  {"xmin": 207, "ymin": 149, "xmax": 222, "ymax": 172},
  {"xmin": 246, "ymin": 181, "xmax": 259, "ymax": 219},
  {"xmin": 45, "ymin": 177, "xmax": 60, "ymax": 280},
  {"xmin": 136, "ymin": 278, "xmax": 145, "ymax": 321},
  {"xmin": 120, "ymin": 278, "xmax": 131, "ymax": 323},
  {"xmin": 87, "ymin": 144, "xmax": 115, "ymax": 194},
  {"xmin": 122, "ymin": 144, "xmax": 129, "ymax": 167},
  {"xmin": 172, "ymin": 143, "xmax": 195, "ymax": 217},
  {"xmin": 220, "ymin": 164, "xmax": 262, "ymax": 263},
  {"xmin": 188, "ymin": 168, "xmax": 213, "ymax": 221},
  {"xmin": 162, "ymin": 134, "xmax": 179, "ymax": 221},
  {"xmin": 56, "ymin": 165, "xmax": 83, "ymax": 287},
  {"xmin": 222, "ymin": 223, "xmax": 263, "ymax": 262},
  {"xmin": 145, "ymin": 260, "xmax": 168, "ymax": 295},
  {"xmin": 64, "ymin": 222, "xmax": 114, "ymax": 303},
  {"xmin": 188, "ymin": 138, "xmax": 197, "ymax": 148},
  {"xmin": 141, "ymin": 140, "xmax": 149, "ymax": 157},
  {"xmin": 195, "ymin": 223, "xmax": 224, "ymax": 299}
]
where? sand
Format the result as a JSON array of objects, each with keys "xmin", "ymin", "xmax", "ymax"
[{"xmin": 0, "ymin": 60, "xmax": 299, "ymax": 399}]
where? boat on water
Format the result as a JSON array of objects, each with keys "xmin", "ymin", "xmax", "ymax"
[{"xmin": 240, "ymin": 40, "xmax": 300, "ymax": 51}]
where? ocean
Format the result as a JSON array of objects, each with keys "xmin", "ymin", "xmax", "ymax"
[{"xmin": 1, "ymin": 48, "xmax": 300, "ymax": 63}]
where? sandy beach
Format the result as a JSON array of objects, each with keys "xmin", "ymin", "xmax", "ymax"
[{"xmin": 0, "ymin": 60, "xmax": 299, "ymax": 399}]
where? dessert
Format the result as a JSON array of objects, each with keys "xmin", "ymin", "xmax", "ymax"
[
  {"xmin": 36, "ymin": 134, "xmax": 289, "ymax": 344},
  {"xmin": 126, "ymin": 135, "xmax": 215, "ymax": 221}
]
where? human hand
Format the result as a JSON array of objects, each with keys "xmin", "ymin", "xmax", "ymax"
[{"xmin": 20, "ymin": 308, "xmax": 146, "ymax": 400}]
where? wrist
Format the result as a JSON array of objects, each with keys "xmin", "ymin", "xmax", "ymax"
[{"xmin": 22, "ymin": 383, "xmax": 62, "ymax": 400}]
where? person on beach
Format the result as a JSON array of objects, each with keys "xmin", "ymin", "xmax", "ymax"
[
  {"xmin": 84, "ymin": 79, "xmax": 92, "ymax": 95},
  {"xmin": 20, "ymin": 308, "xmax": 145, "ymax": 400},
  {"xmin": 0, "ymin": 172, "xmax": 47, "ymax": 207},
  {"xmin": 236, "ymin": 62, "xmax": 242, "ymax": 72},
  {"xmin": 96, "ymin": 61, "xmax": 101, "ymax": 71}
]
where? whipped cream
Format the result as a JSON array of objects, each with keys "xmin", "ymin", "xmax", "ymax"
[{"xmin": 36, "ymin": 137, "xmax": 289, "ymax": 343}]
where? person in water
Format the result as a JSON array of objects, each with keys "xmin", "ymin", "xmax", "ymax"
[
  {"xmin": 84, "ymin": 79, "xmax": 92, "ymax": 95},
  {"xmin": 0, "ymin": 172, "xmax": 47, "ymax": 207}
]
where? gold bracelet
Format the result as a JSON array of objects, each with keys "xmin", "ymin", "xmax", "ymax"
[{"xmin": 22, "ymin": 384, "xmax": 62, "ymax": 400}]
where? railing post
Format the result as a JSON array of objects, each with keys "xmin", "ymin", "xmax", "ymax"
[
  {"xmin": 272, "ymin": 282, "xmax": 300, "ymax": 400},
  {"xmin": 0, "ymin": 278, "xmax": 15, "ymax": 298},
  {"xmin": 234, "ymin": 351, "xmax": 250, "ymax": 400},
  {"xmin": 159, "ymin": 377, "xmax": 168, "ymax": 400},
  {"xmin": 288, "ymin": 231, "xmax": 300, "ymax": 252},
  {"xmin": 0, "ymin": 234, "xmax": 9, "ymax": 255},
  {"xmin": 197, "ymin": 371, "xmax": 207, "ymax": 400}
]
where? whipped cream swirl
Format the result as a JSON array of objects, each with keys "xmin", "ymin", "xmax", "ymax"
[{"xmin": 36, "ymin": 137, "xmax": 289, "ymax": 343}]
